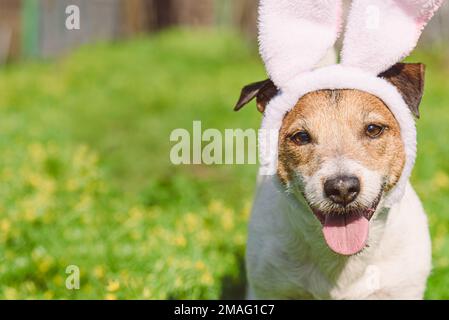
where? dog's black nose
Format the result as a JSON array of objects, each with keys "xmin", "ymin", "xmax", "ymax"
[{"xmin": 324, "ymin": 175, "xmax": 360, "ymax": 206}]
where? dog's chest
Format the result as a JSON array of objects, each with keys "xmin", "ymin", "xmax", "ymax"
[
  {"xmin": 247, "ymin": 236, "xmax": 380, "ymax": 299},
  {"xmin": 247, "ymin": 178, "xmax": 431, "ymax": 299}
]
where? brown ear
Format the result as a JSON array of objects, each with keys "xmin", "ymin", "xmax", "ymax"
[
  {"xmin": 378, "ymin": 63, "xmax": 426, "ymax": 118},
  {"xmin": 234, "ymin": 79, "xmax": 278, "ymax": 113}
]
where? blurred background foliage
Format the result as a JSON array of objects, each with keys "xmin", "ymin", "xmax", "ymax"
[{"xmin": 0, "ymin": 0, "xmax": 447, "ymax": 299}]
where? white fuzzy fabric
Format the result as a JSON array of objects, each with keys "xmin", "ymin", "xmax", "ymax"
[
  {"xmin": 258, "ymin": 0, "xmax": 343, "ymax": 89},
  {"xmin": 259, "ymin": 0, "xmax": 444, "ymax": 89},
  {"xmin": 341, "ymin": 0, "xmax": 445, "ymax": 74}
]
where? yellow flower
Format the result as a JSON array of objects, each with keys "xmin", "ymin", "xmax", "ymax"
[
  {"xmin": 196, "ymin": 230, "xmax": 211, "ymax": 243},
  {"xmin": 208, "ymin": 200, "xmax": 225, "ymax": 214},
  {"xmin": 129, "ymin": 207, "xmax": 144, "ymax": 221},
  {"xmin": 105, "ymin": 293, "xmax": 117, "ymax": 300},
  {"xmin": 3, "ymin": 287, "xmax": 18, "ymax": 300},
  {"xmin": 53, "ymin": 275, "xmax": 64, "ymax": 286},
  {"xmin": 174, "ymin": 235, "xmax": 187, "ymax": 247},
  {"xmin": 130, "ymin": 230, "xmax": 141, "ymax": 240},
  {"xmin": 0, "ymin": 219, "xmax": 10, "ymax": 233},
  {"xmin": 233, "ymin": 234, "xmax": 246, "ymax": 246},
  {"xmin": 142, "ymin": 287, "xmax": 151, "ymax": 299},
  {"xmin": 2, "ymin": 168, "xmax": 12, "ymax": 180},
  {"xmin": 75, "ymin": 195, "xmax": 92, "ymax": 212},
  {"xmin": 175, "ymin": 276, "xmax": 183, "ymax": 288},
  {"xmin": 180, "ymin": 259, "xmax": 191, "ymax": 269},
  {"xmin": 23, "ymin": 281, "xmax": 37, "ymax": 294},
  {"xmin": 437, "ymin": 256, "xmax": 449, "ymax": 268},
  {"xmin": 73, "ymin": 145, "xmax": 98, "ymax": 168},
  {"xmin": 66, "ymin": 178, "xmax": 79, "ymax": 192},
  {"xmin": 433, "ymin": 171, "xmax": 449, "ymax": 189},
  {"xmin": 185, "ymin": 212, "xmax": 199, "ymax": 231},
  {"xmin": 242, "ymin": 201, "xmax": 252, "ymax": 220},
  {"xmin": 106, "ymin": 280, "xmax": 120, "ymax": 292},
  {"xmin": 194, "ymin": 261, "xmax": 206, "ymax": 271},
  {"xmin": 37, "ymin": 257, "xmax": 53, "ymax": 274},
  {"xmin": 221, "ymin": 209, "xmax": 234, "ymax": 231},
  {"xmin": 43, "ymin": 291, "xmax": 54, "ymax": 299},
  {"xmin": 200, "ymin": 272, "xmax": 214, "ymax": 286},
  {"xmin": 94, "ymin": 266, "xmax": 105, "ymax": 279},
  {"xmin": 28, "ymin": 143, "xmax": 46, "ymax": 162},
  {"xmin": 40, "ymin": 178, "xmax": 56, "ymax": 195},
  {"xmin": 433, "ymin": 223, "xmax": 447, "ymax": 253}
]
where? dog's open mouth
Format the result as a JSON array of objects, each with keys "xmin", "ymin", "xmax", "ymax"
[{"xmin": 311, "ymin": 192, "xmax": 382, "ymax": 256}]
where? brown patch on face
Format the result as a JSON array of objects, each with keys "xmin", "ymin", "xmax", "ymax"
[{"xmin": 277, "ymin": 89, "xmax": 405, "ymax": 192}]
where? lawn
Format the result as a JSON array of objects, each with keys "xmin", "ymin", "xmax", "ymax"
[{"xmin": 0, "ymin": 29, "xmax": 447, "ymax": 299}]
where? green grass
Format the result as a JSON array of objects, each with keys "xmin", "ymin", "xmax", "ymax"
[
  {"xmin": 407, "ymin": 48, "xmax": 449, "ymax": 299},
  {"xmin": 0, "ymin": 29, "xmax": 447, "ymax": 299}
]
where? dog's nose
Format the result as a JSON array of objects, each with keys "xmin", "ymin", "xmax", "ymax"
[{"xmin": 324, "ymin": 175, "xmax": 360, "ymax": 206}]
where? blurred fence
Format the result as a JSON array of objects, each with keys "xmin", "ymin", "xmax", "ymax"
[
  {"xmin": 0, "ymin": 0, "xmax": 21, "ymax": 62},
  {"xmin": 0, "ymin": 0, "xmax": 447, "ymax": 63}
]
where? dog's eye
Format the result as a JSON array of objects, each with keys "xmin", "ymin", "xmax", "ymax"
[
  {"xmin": 290, "ymin": 131, "xmax": 311, "ymax": 145},
  {"xmin": 366, "ymin": 124, "xmax": 385, "ymax": 138}
]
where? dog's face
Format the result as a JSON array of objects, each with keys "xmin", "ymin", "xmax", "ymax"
[
  {"xmin": 277, "ymin": 89, "xmax": 405, "ymax": 255},
  {"xmin": 235, "ymin": 63, "xmax": 425, "ymax": 256}
]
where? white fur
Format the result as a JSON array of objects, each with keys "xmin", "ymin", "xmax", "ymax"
[
  {"xmin": 300, "ymin": 158, "xmax": 382, "ymax": 214},
  {"xmin": 247, "ymin": 176, "xmax": 431, "ymax": 299}
]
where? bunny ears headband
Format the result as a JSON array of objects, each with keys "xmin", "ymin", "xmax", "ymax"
[
  {"xmin": 258, "ymin": 0, "xmax": 445, "ymax": 206},
  {"xmin": 260, "ymin": 0, "xmax": 444, "ymax": 88}
]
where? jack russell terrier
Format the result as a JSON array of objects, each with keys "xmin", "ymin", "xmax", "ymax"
[{"xmin": 234, "ymin": 0, "xmax": 445, "ymax": 299}]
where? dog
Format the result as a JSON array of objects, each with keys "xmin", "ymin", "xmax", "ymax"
[{"xmin": 235, "ymin": 63, "xmax": 432, "ymax": 299}]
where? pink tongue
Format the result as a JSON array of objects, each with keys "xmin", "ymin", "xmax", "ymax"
[{"xmin": 322, "ymin": 212, "xmax": 369, "ymax": 256}]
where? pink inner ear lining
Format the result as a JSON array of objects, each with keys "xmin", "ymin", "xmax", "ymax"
[
  {"xmin": 259, "ymin": 0, "xmax": 445, "ymax": 90},
  {"xmin": 395, "ymin": 0, "xmax": 446, "ymax": 29},
  {"xmin": 335, "ymin": 2, "xmax": 345, "ymax": 35},
  {"xmin": 338, "ymin": 0, "xmax": 446, "ymax": 76}
]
